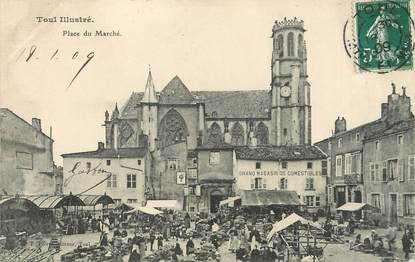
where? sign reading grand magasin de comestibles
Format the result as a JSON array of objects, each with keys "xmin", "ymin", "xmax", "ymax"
[{"xmin": 238, "ymin": 170, "xmax": 322, "ymax": 176}]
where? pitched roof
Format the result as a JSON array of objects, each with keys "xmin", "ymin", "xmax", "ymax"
[
  {"xmin": 235, "ymin": 145, "xmax": 326, "ymax": 161},
  {"xmin": 314, "ymin": 118, "xmax": 386, "ymax": 145},
  {"xmin": 119, "ymin": 89, "xmax": 271, "ymax": 119},
  {"xmin": 193, "ymin": 90, "xmax": 271, "ymax": 118},
  {"xmin": 120, "ymin": 92, "xmax": 143, "ymax": 119},
  {"xmin": 62, "ymin": 147, "xmax": 147, "ymax": 158},
  {"xmin": 159, "ymin": 76, "xmax": 195, "ymax": 104},
  {"xmin": 364, "ymin": 119, "xmax": 415, "ymax": 141},
  {"xmin": 0, "ymin": 108, "xmax": 53, "ymax": 141}
]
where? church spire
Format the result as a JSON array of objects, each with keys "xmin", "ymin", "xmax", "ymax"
[{"xmin": 143, "ymin": 66, "xmax": 158, "ymax": 104}]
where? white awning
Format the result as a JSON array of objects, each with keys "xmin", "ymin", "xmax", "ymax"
[
  {"xmin": 267, "ymin": 213, "xmax": 322, "ymax": 241},
  {"xmin": 125, "ymin": 205, "xmax": 163, "ymax": 216},
  {"xmin": 219, "ymin": 196, "xmax": 241, "ymax": 207},
  {"xmin": 337, "ymin": 202, "xmax": 377, "ymax": 212},
  {"xmin": 146, "ymin": 200, "xmax": 181, "ymax": 210}
]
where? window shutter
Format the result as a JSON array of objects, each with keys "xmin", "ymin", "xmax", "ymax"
[
  {"xmin": 250, "ymin": 178, "xmax": 254, "ymax": 189},
  {"xmin": 398, "ymin": 159, "xmax": 404, "ymax": 182},
  {"xmin": 303, "ymin": 196, "xmax": 307, "ymax": 205},
  {"xmin": 367, "ymin": 194, "xmax": 372, "ymax": 205},
  {"xmin": 380, "ymin": 194, "xmax": 385, "ymax": 215},
  {"xmin": 397, "ymin": 194, "xmax": 403, "ymax": 216},
  {"xmin": 263, "ymin": 178, "xmax": 267, "ymax": 189}
]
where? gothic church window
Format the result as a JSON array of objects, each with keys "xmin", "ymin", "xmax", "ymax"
[
  {"xmin": 298, "ymin": 34, "xmax": 303, "ymax": 58},
  {"xmin": 158, "ymin": 109, "xmax": 188, "ymax": 148},
  {"xmin": 119, "ymin": 121, "xmax": 134, "ymax": 147},
  {"xmin": 288, "ymin": 32, "xmax": 294, "ymax": 56},
  {"xmin": 208, "ymin": 122, "xmax": 222, "ymax": 144},
  {"xmin": 231, "ymin": 122, "xmax": 245, "ymax": 146},
  {"xmin": 277, "ymin": 34, "xmax": 284, "ymax": 57},
  {"xmin": 255, "ymin": 122, "xmax": 269, "ymax": 145}
]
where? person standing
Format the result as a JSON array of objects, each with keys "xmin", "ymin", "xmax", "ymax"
[
  {"xmin": 402, "ymin": 229, "xmax": 411, "ymax": 260},
  {"xmin": 186, "ymin": 237, "xmax": 195, "ymax": 255},
  {"xmin": 138, "ymin": 234, "xmax": 146, "ymax": 258},
  {"xmin": 173, "ymin": 242, "xmax": 183, "ymax": 262},
  {"xmin": 229, "ymin": 227, "xmax": 239, "ymax": 253},
  {"xmin": 149, "ymin": 230, "xmax": 156, "ymax": 251},
  {"xmin": 128, "ymin": 246, "xmax": 141, "ymax": 262},
  {"xmin": 99, "ymin": 232, "xmax": 108, "ymax": 246},
  {"xmin": 250, "ymin": 245, "xmax": 260, "ymax": 261},
  {"xmin": 185, "ymin": 213, "xmax": 191, "ymax": 229},
  {"xmin": 157, "ymin": 234, "xmax": 164, "ymax": 250},
  {"xmin": 385, "ymin": 224, "xmax": 397, "ymax": 251}
]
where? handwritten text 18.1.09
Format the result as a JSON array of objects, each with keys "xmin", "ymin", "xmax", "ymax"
[{"xmin": 17, "ymin": 45, "xmax": 94, "ymax": 89}]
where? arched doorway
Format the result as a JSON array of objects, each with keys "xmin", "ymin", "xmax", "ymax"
[{"xmin": 210, "ymin": 190, "xmax": 224, "ymax": 213}]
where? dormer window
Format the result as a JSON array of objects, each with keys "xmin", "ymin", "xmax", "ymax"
[
  {"xmin": 338, "ymin": 138, "xmax": 343, "ymax": 148},
  {"xmin": 356, "ymin": 133, "xmax": 360, "ymax": 142}
]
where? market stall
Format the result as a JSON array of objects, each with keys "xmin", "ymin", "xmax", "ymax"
[
  {"xmin": 77, "ymin": 194, "xmax": 115, "ymax": 217},
  {"xmin": 239, "ymin": 190, "xmax": 303, "ymax": 218},
  {"xmin": 219, "ymin": 196, "xmax": 241, "ymax": 208},
  {"xmin": 336, "ymin": 202, "xmax": 379, "ymax": 221},
  {"xmin": 0, "ymin": 196, "xmax": 42, "ymax": 235},
  {"xmin": 125, "ymin": 205, "xmax": 164, "ymax": 216},
  {"xmin": 145, "ymin": 200, "xmax": 181, "ymax": 210},
  {"xmin": 267, "ymin": 213, "xmax": 343, "ymax": 261}
]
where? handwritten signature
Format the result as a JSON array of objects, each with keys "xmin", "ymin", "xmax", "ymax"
[
  {"xmin": 64, "ymin": 161, "xmax": 110, "ymax": 187},
  {"xmin": 16, "ymin": 45, "xmax": 94, "ymax": 89}
]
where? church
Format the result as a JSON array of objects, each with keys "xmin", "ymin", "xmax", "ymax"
[{"xmin": 65, "ymin": 18, "xmax": 327, "ymax": 213}]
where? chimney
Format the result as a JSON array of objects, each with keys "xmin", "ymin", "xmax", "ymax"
[
  {"xmin": 32, "ymin": 118, "xmax": 42, "ymax": 132},
  {"xmin": 98, "ymin": 142, "xmax": 105, "ymax": 150},
  {"xmin": 334, "ymin": 116, "xmax": 346, "ymax": 134},
  {"xmin": 381, "ymin": 103, "xmax": 388, "ymax": 119}
]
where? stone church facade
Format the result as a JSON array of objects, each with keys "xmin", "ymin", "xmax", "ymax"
[{"xmin": 102, "ymin": 18, "xmax": 318, "ymax": 212}]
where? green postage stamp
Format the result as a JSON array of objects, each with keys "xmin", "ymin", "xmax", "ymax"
[{"xmin": 345, "ymin": 0, "xmax": 414, "ymax": 73}]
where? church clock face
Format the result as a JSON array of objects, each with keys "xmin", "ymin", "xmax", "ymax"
[{"xmin": 280, "ymin": 85, "xmax": 291, "ymax": 98}]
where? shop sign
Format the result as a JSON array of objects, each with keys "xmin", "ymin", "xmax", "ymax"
[
  {"xmin": 238, "ymin": 170, "xmax": 321, "ymax": 176},
  {"xmin": 177, "ymin": 171, "xmax": 186, "ymax": 184}
]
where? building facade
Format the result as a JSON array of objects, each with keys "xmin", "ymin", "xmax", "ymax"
[
  {"xmin": 363, "ymin": 88, "xmax": 414, "ymax": 225},
  {"xmin": 0, "ymin": 108, "xmax": 60, "ymax": 195},
  {"xmin": 234, "ymin": 146, "xmax": 326, "ymax": 212},
  {"xmin": 315, "ymin": 85, "xmax": 415, "ymax": 224},
  {"xmin": 62, "ymin": 142, "xmax": 148, "ymax": 205}
]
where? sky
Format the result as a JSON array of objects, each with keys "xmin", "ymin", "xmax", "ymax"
[{"xmin": 1, "ymin": 0, "xmax": 414, "ymax": 165}]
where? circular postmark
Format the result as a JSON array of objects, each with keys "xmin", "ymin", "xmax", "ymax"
[{"xmin": 343, "ymin": 0, "xmax": 414, "ymax": 73}]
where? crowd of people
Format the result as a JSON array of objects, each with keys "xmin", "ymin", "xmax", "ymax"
[{"xmin": 46, "ymin": 206, "xmax": 415, "ymax": 261}]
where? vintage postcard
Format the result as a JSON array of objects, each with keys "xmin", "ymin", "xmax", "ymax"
[{"xmin": 0, "ymin": 0, "xmax": 414, "ymax": 261}]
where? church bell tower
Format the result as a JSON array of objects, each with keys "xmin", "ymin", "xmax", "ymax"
[{"xmin": 270, "ymin": 17, "xmax": 311, "ymax": 146}]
